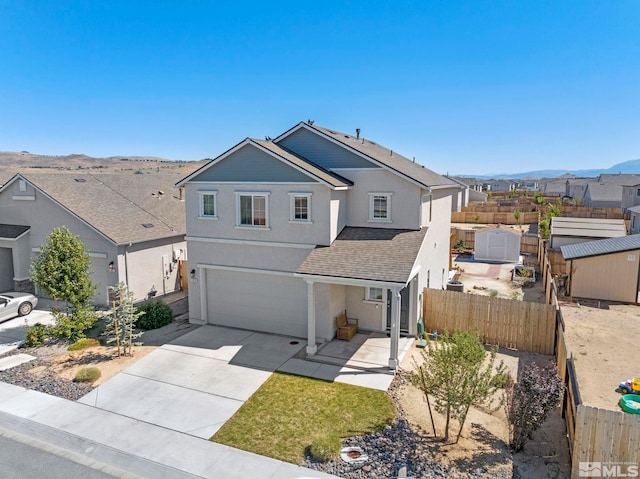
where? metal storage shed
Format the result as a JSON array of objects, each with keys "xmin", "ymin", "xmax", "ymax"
[
  {"xmin": 474, "ymin": 225, "xmax": 521, "ymax": 263},
  {"xmin": 561, "ymin": 234, "xmax": 640, "ymax": 303}
]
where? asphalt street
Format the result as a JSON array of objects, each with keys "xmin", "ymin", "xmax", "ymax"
[{"xmin": 0, "ymin": 432, "xmax": 124, "ymax": 479}]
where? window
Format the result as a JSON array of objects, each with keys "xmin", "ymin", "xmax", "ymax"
[
  {"xmin": 369, "ymin": 193, "xmax": 392, "ymax": 222},
  {"xmin": 289, "ymin": 193, "xmax": 311, "ymax": 223},
  {"xmin": 237, "ymin": 193, "xmax": 269, "ymax": 227},
  {"xmin": 636, "ymin": 188, "xmax": 640, "ymax": 197},
  {"xmin": 366, "ymin": 287, "xmax": 384, "ymax": 302},
  {"xmin": 18, "ymin": 180, "xmax": 27, "ymax": 192},
  {"xmin": 198, "ymin": 191, "xmax": 218, "ymax": 219}
]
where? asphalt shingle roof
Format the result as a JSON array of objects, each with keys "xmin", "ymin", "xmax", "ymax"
[
  {"xmin": 305, "ymin": 124, "xmax": 457, "ymax": 189},
  {"xmin": 0, "ymin": 224, "xmax": 30, "ymax": 239},
  {"xmin": 296, "ymin": 227, "xmax": 426, "ymax": 284},
  {"xmin": 561, "ymin": 235, "xmax": 640, "ymax": 260},
  {"xmin": 14, "ymin": 172, "xmax": 186, "ymax": 244}
]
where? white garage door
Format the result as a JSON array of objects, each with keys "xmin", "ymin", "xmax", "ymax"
[{"xmin": 206, "ymin": 269, "xmax": 308, "ymax": 337}]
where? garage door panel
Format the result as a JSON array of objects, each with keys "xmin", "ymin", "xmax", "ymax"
[{"xmin": 206, "ymin": 270, "xmax": 307, "ymax": 337}]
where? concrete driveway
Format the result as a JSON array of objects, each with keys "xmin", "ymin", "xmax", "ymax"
[
  {"xmin": 79, "ymin": 325, "xmax": 306, "ymax": 439},
  {"xmin": 0, "ymin": 309, "xmax": 55, "ymax": 355}
]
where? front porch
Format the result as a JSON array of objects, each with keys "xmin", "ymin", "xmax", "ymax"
[
  {"xmin": 311, "ymin": 331, "xmax": 414, "ymax": 371},
  {"xmin": 278, "ymin": 332, "xmax": 415, "ymax": 391}
]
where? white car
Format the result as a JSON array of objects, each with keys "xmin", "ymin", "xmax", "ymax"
[{"xmin": 0, "ymin": 292, "xmax": 38, "ymax": 322}]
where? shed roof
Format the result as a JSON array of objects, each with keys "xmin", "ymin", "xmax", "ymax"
[
  {"xmin": 550, "ymin": 217, "xmax": 627, "ymax": 239},
  {"xmin": 561, "ymin": 234, "xmax": 640, "ymax": 260},
  {"xmin": 296, "ymin": 227, "xmax": 426, "ymax": 284},
  {"xmin": 475, "ymin": 224, "xmax": 522, "ymax": 236}
]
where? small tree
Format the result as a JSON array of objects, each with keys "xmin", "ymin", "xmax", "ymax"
[
  {"xmin": 31, "ymin": 226, "xmax": 96, "ymax": 312},
  {"xmin": 534, "ymin": 191, "xmax": 545, "ymax": 206},
  {"xmin": 410, "ymin": 331, "xmax": 506, "ymax": 443},
  {"xmin": 31, "ymin": 227, "xmax": 98, "ymax": 340},
  {"xmin": 105, "ymin": 282, "xmax": 144, "ymax": 356},
  {"xmin": 505, "ymin": 361, "xmax": 563, "ymax": 452},
  {"xmin": 513, "ymin": 210, "xmax": 522, "ymax": 230}
]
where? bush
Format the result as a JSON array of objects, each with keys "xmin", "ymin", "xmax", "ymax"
[
  {"xmin": 505, "ymin": 361, "xmax": 563, "ymax": 451},
  {"xmin": 309, "ymin": 432, "xmax": 341, "ymax": 462},
  {"xmin": 50, "ymin": 304, "xmax": 99, "ymax": 341},
  {"xmin": 136, "ymin": 300, "xmax": 172, "ymax": 330},
  {"xmin": 25, "ymin": 323, "xmax": 49, "ymax": 347},
  {"xmin": 490, "ymin": 372, "xmax": 511, "ymax": 389},
  {"xmin": 74, "ymin": 367, "xmax": 101, "ymax": 383},
  {"xmin": 68, "ymin": 338, "xmax": 100, "ymax": 351}
]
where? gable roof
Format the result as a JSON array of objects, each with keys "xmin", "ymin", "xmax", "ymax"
[
  {"xmin": 1, "ymin": 172, "xmax": 186, "ymax": 245},
  {"xmin": 584, "ymin": 182, "xmax": 623, "ymax": 203},
  {"xmin": 275, "ymin": 122, "xmax": 457, "ymax": 190},
  {"xmin": 296, "ymin": 227, "xmax": 427, "ymax": 284},
  {"xmin": 561, "ymin": 234, "xmax": 640, "ymax": 260},
  {"xmin": 175, "ymin": 138, "xmax": 352, "ymax": 189},
  {"xmin": 475, "ymin": 224, "xmax": 522, "ymax": 236}
]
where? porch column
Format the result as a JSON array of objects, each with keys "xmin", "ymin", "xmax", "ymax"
[
  {"xmin": 306, "ymin": 280, "xmax": 317, "ymax": 355},
  {"xmin": 199, "ymin": 265, "xmax": 207, "ymax": 323},
  {"xmin": 388, "ymin": 286, "xmax": 401, "ymax": 369}
]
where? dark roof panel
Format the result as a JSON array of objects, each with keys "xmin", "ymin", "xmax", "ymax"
[
  {"xmin": 0, "ymin": 224, "xmax": 30, "ymax": 239},
  {"xmin": 296, "ymin": 227, "xmax": 426, "ymax": 283}
]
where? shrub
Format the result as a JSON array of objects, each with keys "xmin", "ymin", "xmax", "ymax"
[
  {"xmin": 67, "ymin": 338, "xmax": 100, "ymax": 351},
  {"xmin": 50, "ymin": 304, "xmax": 99, "ymax": 341},
  {"xmin": 505, "ymin": 361, "xmax": 563, "ymax": 451},
  {"xmin": 309, "ymin": 432, "xmax": 341, "ymax": 462},
  {"xmin": 490, "ymin": 371, "xmax": 511, "ymax": 389},
  {"xmin": 74, "ymin": 367, "xmax": 101, "ymax": 383},
  {"xmin": 25, "ymin": 323, "xmax": 49, "ymax": 347},
  {"xmin": 136, "ymin": 300, "xmax": 172, "ymax": 330}
]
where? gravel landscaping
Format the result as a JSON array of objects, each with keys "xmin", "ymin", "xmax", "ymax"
[{"xmin": 302, "ymin": 373, "xmax": 513, "ymax": 479}]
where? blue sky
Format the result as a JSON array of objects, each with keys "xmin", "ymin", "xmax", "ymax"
[{"xmin": 1, "ymin": 1, "xmax": 638, "ymax": 175}]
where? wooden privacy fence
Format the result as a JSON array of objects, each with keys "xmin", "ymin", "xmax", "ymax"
[
  {"xmin": 451, "ymin": 211, "xmax": 539, "ymax": 224},
  {"xmin": 422, "ymin": 289, "xmax": 556, "ymax": 355},
  {"xmin": 571, "ymin": 405, "xmax": 640, "ymax": 478}
]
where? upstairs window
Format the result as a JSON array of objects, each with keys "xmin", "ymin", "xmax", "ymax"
[
  {"xmin": 369, "ymin": 193, "xmax": 392, "ymax": 222},
  {"xmin": 237, "ymin": 193, "xmax": 269, "ymax": 227},
  {"xmin": 198, "ymin": 191, "xmax": 218, "ymax": 219},
  {"xmin": 289, "ymin": 193, "xmax": 312, "ymax": 223}
]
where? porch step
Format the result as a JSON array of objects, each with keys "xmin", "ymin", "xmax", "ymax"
[{"xmin": 305, "ymin": 354, "xmax": 395, "ymax": 375}]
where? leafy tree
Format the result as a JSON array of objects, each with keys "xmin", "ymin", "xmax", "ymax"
[
  {"xmin": 513, "ymin": 210, "xmax": 522, "ymax": 229},
  {"xmin": 31, "ymin": 226, "xmax": 96, "ymax": 311},
  {"xmin": 505, "ymin": 361, "xmax": 563, "ymax": 452},
  {"xmin": 31, "ymin": 227, "xmax": 98, "ymax": 340},
  {"xmin": 410, "ymin": 331, "xmax": 506, "ymax": 443},
  {"xmin": 534, "ymin": 191, "xmax": 545, "ymax": 206},
  {"xmin": 105, "ymin": 282, "xmax": 144, "ymax": 356},
  {"xmin": 539, "ymin": 202, "xmax": 562, "ymax": 240}
]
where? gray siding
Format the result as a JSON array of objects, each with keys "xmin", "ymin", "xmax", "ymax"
[
  {"xmin": 278, "ymin": 128, "xmax": 379, "ymax": 170},
  {"xmin": 194, "ymin": 144, "xmax": 316, "ymax": 183}
]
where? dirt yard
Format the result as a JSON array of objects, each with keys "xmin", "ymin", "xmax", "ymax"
[
  {"xmin": 398, "ymin": 343, "xmax": 571, "ymax": 478},
  {"xmin": 560, "ymin": 301, "xmax": 640, "ymax": 410},
  {"xmin": 454, "ymin": 254, "xmax": 546, "ymax": 303}
]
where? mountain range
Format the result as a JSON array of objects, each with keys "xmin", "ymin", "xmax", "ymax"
[{"xmin": 461, "ymin": 159, "xmax": 640, "ymax": 179}]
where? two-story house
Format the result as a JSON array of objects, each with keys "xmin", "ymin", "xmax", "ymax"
[{"xmin": 176, "ymin": 122, "xmax": 459, "ymax": 368}]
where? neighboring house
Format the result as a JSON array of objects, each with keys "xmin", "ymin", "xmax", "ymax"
[
  {"xmin": 176, "ymin": 121, "xmax": 460, "ymax": 368},
  {"xmin": 474, "ymin": 225, "xmax": 521, "ymax": 263},
  {"xmin": 550, "ymin": 217, "xmax": 627, "ymax": 249},
  {"xmin": 519, "ymin": 178, "xmax": 540, "ymax": 191},
  {"xmin": 0, "ymin": 172, "xmax": 187, "ymax": 304},
  {"xmin": 628, "ymin": 205, "xmax": 640, "ymax": 234},
  {"xmin": 561, "ymin": 235, "xmax": 640, "ymax": 303},
  {"xmin": 621, "ymin": 183, "xmax": 640, "ymax": 212},
  {"xmin": 584, "ymin": 174, "xmax": 640, "ymax": 209},
  {"xmin": 540, "ymin": 176, "xmax": 591, "ymax": 199},
  {"xmin": 449, "ymin": 177, "xmax": 488, "ymax": 209},
  {"xmin": 483, "ymin": 179, "xmax": 517, "ymax": 193}
]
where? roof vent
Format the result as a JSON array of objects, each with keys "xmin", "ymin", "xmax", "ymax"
[
  {"xmin": 142, "ymin": 223, "xmax": 154, "ymax": 228},
  {"xmin": 74, "ymin": 178, "xmax": 87, "ymax": 183},
  {"xmin": 356, "ymin": 128, "xmax": 360, "ymax": 139}
]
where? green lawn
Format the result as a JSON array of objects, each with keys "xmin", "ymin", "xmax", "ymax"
[{"xmin": 211, "ymin": 372, "xmax": 396, "ymax": 463}]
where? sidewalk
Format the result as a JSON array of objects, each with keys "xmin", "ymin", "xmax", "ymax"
[{"xmin": 0, "ymin": 382, "xmax": 338, "ymax": 479}]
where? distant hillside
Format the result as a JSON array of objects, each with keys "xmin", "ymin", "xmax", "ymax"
[
  {"xmin": 463, "ymin": 159, "xmax": 640, "ymax": 179},
  {"xmin": 0, "ymin": 151, "xmax": 207, "ymax": 173}
]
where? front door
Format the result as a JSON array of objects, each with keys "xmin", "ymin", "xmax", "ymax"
[{"xmin": 386, "ymin": 287, "xmax": 410, "ymax": 333}]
